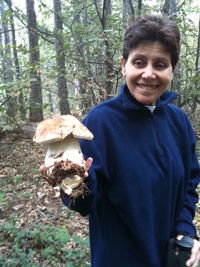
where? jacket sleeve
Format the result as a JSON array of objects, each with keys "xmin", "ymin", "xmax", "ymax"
[
  {"xmin": 174, "ymin": 118, "xmax": 200, "ymax": 237},
  {"xmin": 61, "ymin": 110, "xmax": 110, "ymax": 216}
]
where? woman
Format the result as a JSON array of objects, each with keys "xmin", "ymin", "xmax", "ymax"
[{"xmin": 63, "ymin": 15, "xmax": 200, "ymax": 266}]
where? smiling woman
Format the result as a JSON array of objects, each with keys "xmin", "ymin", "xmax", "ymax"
[{"xmin": 59, "ymin": 14, "xmax": 200, "ymax": 267}]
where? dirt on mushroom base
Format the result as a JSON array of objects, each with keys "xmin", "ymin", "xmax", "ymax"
[
  {"xmin": 42, "ymin": 160, "xmax": 85, "ymax": 186},
  {"xmin": 0, "ymin": 127, "xmax": 89, "ymax": 265},
  {"xmin": 43, "ymin": 160, "xmax": 91, "ymax": 202}
]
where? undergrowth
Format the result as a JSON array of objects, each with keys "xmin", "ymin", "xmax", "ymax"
[{"xmin": 0, "ymin": 213, "xmax": 90, "ymax": 267}]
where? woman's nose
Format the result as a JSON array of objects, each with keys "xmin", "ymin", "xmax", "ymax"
[{"xmin": 142, "ymin": 65, "xmax": 156, "ymax": 79}]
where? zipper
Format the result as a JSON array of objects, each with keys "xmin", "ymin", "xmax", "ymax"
[{"xmin": 148, "ymin": 110, "xmax": 163, "ymax": 155}]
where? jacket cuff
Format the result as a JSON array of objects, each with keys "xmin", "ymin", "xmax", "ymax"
[{"xmin": 177, "ymin": 232, "xmax": 199, "ymax": 240}]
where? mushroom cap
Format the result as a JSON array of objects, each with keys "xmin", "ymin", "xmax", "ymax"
[{"xmin": 33, "ymin": 115, "xmax": 94, "ymax": 144}]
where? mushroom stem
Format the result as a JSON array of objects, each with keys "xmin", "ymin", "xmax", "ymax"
[{"xmin": 45, "ymin": 136, "xmax": 85, "ymax": 168}]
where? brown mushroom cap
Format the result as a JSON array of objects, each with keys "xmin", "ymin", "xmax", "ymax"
[{"xmin": 33, "ymin": 115, "xmax": 94, "ymax": 144}]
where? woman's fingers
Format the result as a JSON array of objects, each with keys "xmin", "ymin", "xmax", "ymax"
[
  {"xmin": 85, "ymin": 157, "xmax": 93, "ymax": 172},
  {"xmin": 84, "ymin": 157, "xmax": 93, "ymax": 178},
  {"xmin": 186, "ymin": 239, "xmax": 200, "ymax": 267},
  {"xmin": 40, "ymin": 164, "xmax": 47, "ymax": 176}
]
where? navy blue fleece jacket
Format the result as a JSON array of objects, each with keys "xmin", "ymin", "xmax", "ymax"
[{"xmin": 62, "ymin": 84, "xmax": 200, "ymax": 267}]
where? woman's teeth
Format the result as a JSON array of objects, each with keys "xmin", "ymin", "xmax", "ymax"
[{"xmin": 137, "ymin": 84, "xmax": 158, "ymax": 90}]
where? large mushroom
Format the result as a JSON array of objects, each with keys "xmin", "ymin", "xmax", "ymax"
[{"xmin": 33, "ymin": 115, "xmax": 93, "ymax": 198}]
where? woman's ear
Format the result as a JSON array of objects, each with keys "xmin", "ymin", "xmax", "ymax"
[{"xmin": 121, "ymin": 56, "xmax": 126, "ymax": 76}]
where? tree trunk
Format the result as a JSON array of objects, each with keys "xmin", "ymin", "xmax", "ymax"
[
  {"xmin": 171, "ymin": 61, "xmax": 181, "ymax": 94},
  {"xmin": 5, "ymin": 0, "xmax": 26, "ymax": 120},
  {"xmin": 48, "ymin": 91, "xmax": 54, "ymax": 113},
  {"xmin": 103, "ymin": 0, "xmax": 113, "ymax": 98},
  {"xmin": 93, "ymin": 0, "xmax": 114, "ymax": 100},
  {"xmin": 94, "ymin": 0, "xmax": 113, "ymax": 99},
  {"xmin": 82, "ymin": 0, "xmax": 97, "ymax": 110},
  {"xmin": 138, "ymin": 0, "xmax": 142, "ymax": 15},
  {"xmin": 0, "ymin": 0, "xmax": 15, "ymax": 117},
  {"xmin": 122, "ymin": 0, "xmax": 135, "ymax": 29},
  {"xmin": 196, "ymin": 16, "xmax": 200, "ymax": 72},
  {"xmin": 71, "ymin": 0, "xmax": 88, "ymax": 114},
  {"xmin": 162, "ymin": 0, "xmax": 176, "ymax": 20},
  {"xmin": 53, "ymin": 0, "xmax": 70, "ymax": 115},
  {"xmin": 26, "ymin": 0, "xmax": 43, "ymax": 122},
  {"xmin": 162, "ymin": 0, "xmax": 181, "ymax": 101},
  {"xmin": 191, "ymin": 15, "xmax": 200, "ymax": 114},
  {"xmin": 0, "ymin": 18, "xmax": 2, "ymax": 58}
]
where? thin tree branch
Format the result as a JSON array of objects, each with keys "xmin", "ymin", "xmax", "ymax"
[
  {"xmin": 93, "ymin": 0, "xmax": 103, "ymax": 27},
  {"xmin": 195, "ymin": 15, "xmax": 200, "ymax": 73}
]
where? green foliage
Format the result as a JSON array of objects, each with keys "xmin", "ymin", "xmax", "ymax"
[
  {"xmin": 0, "ymin": 214, "xmax": 90, "ymax": 266},
  {"xmin": 0, "ymin": 193, "xmax": 8, "ymax": 211},
  {"xmin": 196, "ymin": 143, "xmax": 200, "ymax": 161}
]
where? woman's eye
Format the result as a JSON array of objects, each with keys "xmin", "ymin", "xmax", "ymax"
[
  {"xmin": 155, "ymin": 62, "xmax": 167, "ymax": 69},
  {"xmin": 133, "ymin": 59, "xmax": 145, "ymax": 67}
]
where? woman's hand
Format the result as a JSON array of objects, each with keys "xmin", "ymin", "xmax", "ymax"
[
  {"xmin": 176, "ymin": 235, "xmax": 200, "ymax": 267},
  {"xmin": 186, "ymin": 239, "xmax": 200, "ymax": 267}
]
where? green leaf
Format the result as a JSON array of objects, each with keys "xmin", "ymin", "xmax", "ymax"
[
  {"xmin": 55, "ymin": 228, "xmax": 69, "ymax": 244},
  {"xmin": 16, "ymin": 229, "xmax": 25, "ymax": 240},
  {"xmin": 41, "ymin": 245, "xmax": 56, "ymax": 258},
  {"xmin": 0, "ymin": 193, "xmax": 5, "ymax": 203},
  {"xmin": 72, "ymin": 235, "xmax": 81, "ymax": 243}
]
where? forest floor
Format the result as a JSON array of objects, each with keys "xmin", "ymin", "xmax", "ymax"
[
  {"xmin": 0, "ymin": 123, "xmax": 90, "ymax": 267},
  {"xmin": 0, "ymin": 123, "xmax": 200, "ymax": 266}
]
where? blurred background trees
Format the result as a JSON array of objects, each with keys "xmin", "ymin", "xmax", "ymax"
[{"xmin": 0, "ymin": 0, "xmax": 199, "ymax": 128}]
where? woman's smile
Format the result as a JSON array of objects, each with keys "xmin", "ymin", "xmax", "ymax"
[{"xmin": 136, "ymin": 83, "xmax": 159, "ymax": 91}]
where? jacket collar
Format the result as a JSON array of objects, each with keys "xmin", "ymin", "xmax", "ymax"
[{"xmin": 121, "ymin": 83, "xmax": 178, "ymax": 110}]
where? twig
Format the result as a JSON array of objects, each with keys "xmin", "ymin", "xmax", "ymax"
[
  {"xmin": 34, "ymin": 175, "xmax": 44, "ymax": 206},
  {"xmin": 42, "ymin": 259, "xmax": 52, "ymax": 267},
  {"xmin": 24, "ymin": 218, "xmax": 43, "ymax": 231},
  {"xmin": 36, "ymin": 207, "xmax": 48, "ymax": 218}
]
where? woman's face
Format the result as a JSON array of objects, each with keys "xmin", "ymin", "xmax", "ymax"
[{"xmin": 121, "ymin": 42, "xmax": 173, "ymax": 105}]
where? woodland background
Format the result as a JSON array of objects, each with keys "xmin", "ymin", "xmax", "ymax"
[{"xmin": 0, "ymin": 0, "xmax": 200, "ymax": 266}]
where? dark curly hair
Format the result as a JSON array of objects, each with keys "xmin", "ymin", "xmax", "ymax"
[{"xmin": 123, "ymin": 14, "xmax": 180, "ymax": 70}]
